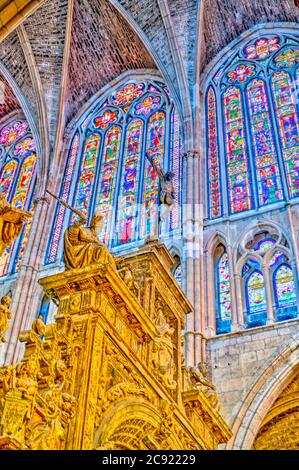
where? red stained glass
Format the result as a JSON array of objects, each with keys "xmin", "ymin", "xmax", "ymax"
[{"xmin": 112, "ymin": 82, "xmax": 145, "ymax": 106}]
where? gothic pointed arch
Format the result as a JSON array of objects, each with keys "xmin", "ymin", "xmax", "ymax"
[
  {"xmin": 0, "ymin": 103, "xmax": 38, "ymax": 278},
  {"xmin": 204, "ymin": 26, "xmax": 299, "ymax": 221},
  {"xmin": 46, "ymin": 73, "xmax": 182, "ymax": 265}
]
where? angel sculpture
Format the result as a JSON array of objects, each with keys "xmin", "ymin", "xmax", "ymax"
[
  {"xmin": 0, "ymin": 192, "xmax": 32, "ymax": 257},
  {"xmin": 0, "ymin": 295, "xmax": 12, "ymax": 343},
  {"xmin": 145, "ymin": 152, "xmax": 175, "ymax": 222}
]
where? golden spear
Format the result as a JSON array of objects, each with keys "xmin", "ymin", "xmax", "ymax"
[{"xmin": 46, "ymin": 190, "xmax": 87, "ymax": 221}]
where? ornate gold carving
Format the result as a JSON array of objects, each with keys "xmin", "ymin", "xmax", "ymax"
[
  {"xmin": 0, "ymin": 192, "xmax": 32, "ymax": 258},
  {"xmin": 0, "ymin": 295, "xmax": 12, "ymax": 343},
  {"xmin": 186, "ymin": 362, "xmax": 220, "ymax": 411},
  {"xmin": 0, "ymin": 240, "xmax": 230, "ymax": 450}
]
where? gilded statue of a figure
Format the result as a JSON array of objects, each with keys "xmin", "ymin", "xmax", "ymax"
[
  {"xmin": 63, "ymin": 211, "xmax": 115, "ymax": 270},
  {"xmin": 0, "ymin": 295, "xmax": 12, "ymax": 343},
  {"xmin": 0, "ymin": 192, "xmax": 32, "ymax": 257}
]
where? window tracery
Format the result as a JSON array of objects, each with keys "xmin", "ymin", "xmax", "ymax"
[
  {"xmin": 206, "ymin": 32, "xmax": 299, "ymax": 219},
  {"xmin": 0, "ymin": 118, "xmax": 36, "ymax": 276},
  {"xmin": 46, "ymin": 79, "xmax": 181, "ymax": 265}
]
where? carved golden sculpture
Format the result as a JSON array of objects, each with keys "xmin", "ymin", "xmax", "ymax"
[
  {"xmin": 187, "ymin": 362, "xmax": 220, "ymax": 411},
  {"xmin": 0, "ymin": 295, "xmax": 12, "ymax": 343},
  {"xmin": 63, "ymin": 212, "xmax": 115, "ymax": 270},
  {"xmin": 152, "ymin": 300, "xmax": 176, "ymax": 390},
  {"xmin": 31, "ymin": 314, "xmax": 46, "ymax": 338},
  {"xmin": 0, "ymin": 238, "xmax": 231, "ymax": 450},
  {"xmin": 0, "ymin": 192, "xmax": 32, "ymax": 258}
]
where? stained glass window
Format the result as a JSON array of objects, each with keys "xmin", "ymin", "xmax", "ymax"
[
  {"xmin": 141, "ymin": 111, "xmax": 165, "ymax": 238},
  {"xmin": 223, "ymin": 86, "xmax": 252, "ymax": 214},
  {"xmin": 116, "ymin": 119, "xmax": 143, "ymax": 245},
  {"xmin": 216, "ymin": 252, "xmax": 232, "ymax": 322},
  {"xmin": 46, "ymin": 80, "xmax": 182, "ymax": 264},
  {"xmin": 95, "ymin": 125, "xmax": 122, "ymax": 244},
  {"xmin": 206, "ymin": 32, "xmax": 299, "ymax": 219},
  {"xmin": 273, "ymin": 264, "xmax": 297, "ymax": 309},
  {"xmin": 272, "ymin": 71, "xmax": 299, "ymax": 198},
  {"xmin": 269, "ymin": 250, "xmax": 286, "ymax": 267},
  {"xmin": 246, "ymin": 79, "xmax": 283, "ymax": 205},
  {"xmin": 173, "ymin": 264, "xmax": 182, "ymax": 287},
  {"xmin": 73, "ymin": 134, "xmax": 101, "ymax": 218},
  {"xmin": 169, "ymin": 109, "xmax": 181, "ymax": 231},
  {"xmin": 0, "ymin": 119, "xmax": 37, "ymax": 277},
  {"xmin": 207, "ymin": 87, "xmax": 222, "ymax": 218},
  {"xmin": 46, "ymin": 133, "xmax": 80, "ymax": 264},
  {"xmin": 246, "ymin": 270, "xmax": 267, "ymax": 315},
  {"xmin": 254, "ymin": 237, "xmax": 276, "ymax": 254}
]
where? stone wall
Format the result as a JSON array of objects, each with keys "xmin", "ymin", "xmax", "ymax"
[
  {"xmin": 201, "ymin": 0, "xmax": 299, "ymax": 70},
  {"xmin": 207, "ymin": 318, "xmax": 299, "ymax": 430}
]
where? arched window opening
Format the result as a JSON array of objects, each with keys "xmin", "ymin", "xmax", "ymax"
[
  {"xmin": 215, "ymin": 245, "xmax": 232, "ymax": 334},
  {"xmin": 46, "ymin": 79, "xmax": 182, "ymax": 265},
  {"xmin": 239, "ymin": 232, "xmax": 298, "ymax": 330},
  {"xmin": 0, "ymin": 119, "xmax": 37, "ymax": 277},
  {"xmin": 39, "ymin": 295, "xmax": 50, "ymax": 324},
  {"xmin": 254, "ymin": 237, "xmax": 276, "ymax": 254},
  {"xmin": 172, "ymin": 255, "xmax": 182, "ymax": 288},
  {"xmin": 245, "ymin": 268, "xmax": 267, "ymax": 328},
  {"xmin": 38, "ymin": 295, "xmax": 58, "ymax": 325},
  {"xmin": 273, "ymin": 262, "xmax": 297, "ymax": 321},
  {"xmin": 206, "ymin": 32, "xmax": 299, "ymax": 220}
]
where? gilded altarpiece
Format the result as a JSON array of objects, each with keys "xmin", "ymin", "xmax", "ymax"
[{"xmin": 0, "ymin": 242, "xmax": 231, "ymax": 450}]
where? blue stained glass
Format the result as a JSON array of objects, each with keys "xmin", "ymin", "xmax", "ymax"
[
  {"xmin": 246, "ymin": 270, "xmax": 267, "ymax": 314},
  {"xmin": 46, "ymin": 79, "xmax": 182, "ymax": 265},
  {"xmin": 254, "ymin": 238, "xmax": 276, "ymax": 254},
  {"xmin": 274, "ymin": 264, "xmax": 297, "ymax": 308},
  {"xmin": 217, "ymin": 252, "xmax": 232, "ymax": 320}
]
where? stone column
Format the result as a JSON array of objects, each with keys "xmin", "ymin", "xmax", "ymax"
[
  {"xmin": 263, "ymin": 264, "xmax": 274, "ymax": 325},
  {"xmin": 182, "ymin": 150, "xmax": 203, "ymax": 366},
  {"xmin": 4, "ymin": 196, "xmax": 50, "ymax": 365},
  {"xmin": 234, "ymin": 273, "xmax": 244, "ymax": 328},
  {"xmin": 205, "ymin": 250, "xmax": 216, "ymax": 336}
]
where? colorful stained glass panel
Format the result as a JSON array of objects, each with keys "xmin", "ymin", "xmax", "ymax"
[
  {"xmin": 217, "ymin": 252, "xmax": 232, "ymax": 320},
  {"xmin": 272, "ymin": 71, "xmax": 299, "ymax": 198},
  {"xmin": 116, "ymin": 119, "xmax": 143, "ymax": 244},
  {"xmin": 169, "ymin": 109, "xmax": 181, "ymax": 231},
  {"xmin": 228, "ymin": 64, "xmax": 255, "ymax": 83},
  {"xmin": 141, "ymin": 111, "xmax": 166, "ymax": 238},
  {"xmin": 12, "ymin": 154, "xmax": 37, "ymax": 209},
  {"xmin": 246, "ymin": 270, "xmax": 267, "ymax": 314},
  {"xmin": 254, "ymin": 237, "xmax": 276, "ymax": 254},
  {"xmin": 223, "ymin": 87, "xmax": 252, "ymax": 213},
  {"xmin": 244, "ymin": 37, "xmax": 280, "ymax": 60},
  {"xmin": 135, "ymin": 96, "xmax": 161, "ymax": 116},
  {"xmin": 0, "ymin": 121, "xmax": 29, "ymax": 146},
  {"xmin": 275, "ymin": 49, "xmax": 299, "ymax": 68},
  {"xmin": 95, "ymin": 125, "xmax": 121, "ymax": 244},
  {"xmin": 94, "ymin": 110, "xmax": 118, "ymax": 129},
  {"xmin": 274, "ymin": 264, "xmax": 297, "ymax": 307},
  {"xmin": 247, "ymin": 79, "xmax": 283, "ymax": 205},
  {"xmin": 112, "ymin": 82, "xmax": 145, "ymax": 106},
  {"xmin": 0, "ymin": 160, "xmax": 18, "ymax": 198},
  {"xmin": 73, "ymin": 134, "xmax": 100, "ymax": 217},
  {"xmin": 14, "ymin": 138, "xmax": 35, "ymax": 156},
  {"xmin": 46, "ymin": 133, "xmax": 80, "ymax": 264},
  {"xmin": 207, "ymin": 87, "xmax": 222, "ymax": 218}
]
